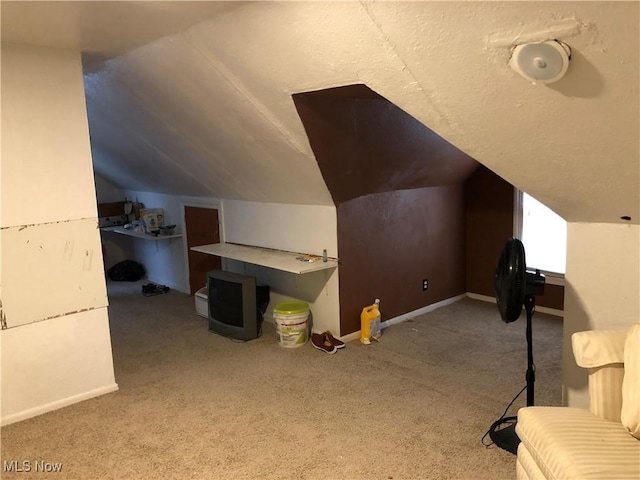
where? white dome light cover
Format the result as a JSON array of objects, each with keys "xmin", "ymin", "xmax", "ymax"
[{"xmin": 510, "ymin": 40, "xmax": 571, "ymax": 84}]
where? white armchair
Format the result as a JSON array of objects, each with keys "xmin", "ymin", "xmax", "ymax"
[{"xmin": 515, "ymin": 325, "xmax": 640, "ymax": 480}]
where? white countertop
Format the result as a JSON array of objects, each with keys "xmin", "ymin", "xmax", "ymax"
[
  {"xmin": 101, "ymin": 226, "xmax": 183, "ymax": 240},
  {"xmin": 191, "ymin": 243, "xmax": 338, "ymax": 274}
]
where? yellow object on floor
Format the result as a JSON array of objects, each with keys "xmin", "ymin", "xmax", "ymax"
[{"xmin": 360, "ymin": 299, "xmax": 381, "ymax": 344}]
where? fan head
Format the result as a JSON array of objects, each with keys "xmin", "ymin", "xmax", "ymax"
[{"xmin": 495, "ymin": 238, "xmax": 527, "ymax": 323}]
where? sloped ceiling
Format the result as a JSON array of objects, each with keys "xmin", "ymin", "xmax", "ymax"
[
  {"xmin": 0, "ymin": 1, "xmax": 241, "ymax": 61},
  {"xmin": 293, "ymin": 84, "xmax": 479, "ymax": 205},
  {"xmin": 2, "ymin": 1, "xmax": 638, "ymax": 222}
]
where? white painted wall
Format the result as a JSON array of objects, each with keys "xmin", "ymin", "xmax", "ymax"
[
  {"xmin": 97, "ymin": 196, "xmax": 341, "ymax": 334},
  {"xmin": 563, "ymin": 222, "xmax": 640, "ymax": 408},
  {"xmin": 95, "ymin": 174, "xmax": 125, "ymax": 204},
  {"xmin": 94, "ymin": 174, "xmax": 134, "ymax": 270},
  {"xmin": 1, "ymin": 45, "xmax": 101, "ymax": 227},
  {"xmin": 0, "ymin": 43, "xmax": 117, "ymax": 425},
  {"xmin": 100, "ymin": 191, "xmax": 224, "ymax": 294},
  {"xmin": 3, "ymin": 218, "xmax": 108, "ymax": 328},
  {"xmin": 1, "ymin": 309, "xmax": 118, "ymax": 425},
  {"xmin": 221, "ymin": 200, "xmax": 340, "ymax": 336},
  {"xmin": 223, "ymin": 200, "xmax": 337, "ymax": 257},
  {"xmin": 121, "ymin": 190, "xmax": 192, "ymax": 293},
  {"xmin": 100, "ymin": 232, "xmax": 137, "ymax": 272}
]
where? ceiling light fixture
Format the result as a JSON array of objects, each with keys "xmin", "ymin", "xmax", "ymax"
[{"xmin": 510, "ymin": 40, "xmax": 571, "ymax": 84}]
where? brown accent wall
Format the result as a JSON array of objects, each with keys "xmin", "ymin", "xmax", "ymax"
[
  {"xmin": 464, "ymin": 166, "xmax": 564, "ymax": 311},
  {"xmin": 97, "ymin": 201, "xmax": 125, "ymax": 217},
  {"xmin": 292, "ymin": 85, "xmax": 478, "ymax": 204},
  {"xmin": 338, "ymin": 185, "xmax": 467, "ymax": 335},
  {"xmin": 293, "ymin": 84, "xmax": 478, "ymax": 334},
  {"xmin": 292, "ymin": 83, "xmax": 563, "ymax": 333},
  {"xmin": 465, "ymin": 166, "xmax": 515, "ymax": 297},
  {"xmin": 538, "ymin": 284, "xmax": 564, "ymax": 311},
  {"xmin": 184, "ymin": 206, "xmax": 221, "ymax": 295}
]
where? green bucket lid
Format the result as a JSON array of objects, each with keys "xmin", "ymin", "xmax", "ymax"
[{"xmin": 274, "ymin": 301, "xmax": 309, "ymax": 315}]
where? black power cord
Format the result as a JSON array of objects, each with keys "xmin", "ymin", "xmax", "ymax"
[{"xmin": 482, "ymin": 384, "xmax": 527, "ymax": 448}]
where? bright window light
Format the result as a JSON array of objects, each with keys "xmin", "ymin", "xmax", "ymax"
[{"xmin": 521, "ymin": 192, "xmax": 567, "ymax": 274}]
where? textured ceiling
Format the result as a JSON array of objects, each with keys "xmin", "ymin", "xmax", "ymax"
[
  {"xmin": 2, "ymin": 1, "xmax": 638, "ymax": 222},
  {"xmin": 0, "ymin": 1, "xmax": 242, "ymax": 63}
]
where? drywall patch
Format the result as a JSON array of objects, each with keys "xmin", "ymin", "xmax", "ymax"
[
  {"xmin": 1, "ymin": 218, "xmax": 108, "ymax": 328},
  {"xmin": 487, "ymin": 18, "xmax": 585, "ymax": 49}
]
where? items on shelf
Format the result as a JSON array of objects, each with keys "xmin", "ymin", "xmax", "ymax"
[
  {"xmin": 191, "ymin": 243, "xmax": 337, "ymax": 275},
  {"xmin": 140, "ymin": 208, "xmax": 165, "ymax": 234},
  {"xmin": 296, "ymin": 254, "xmax": 321, "ymax": 263}
]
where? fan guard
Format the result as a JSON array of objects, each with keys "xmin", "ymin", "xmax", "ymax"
[
  {"xmin": 495, "ymin": 238, "xmax": 527, "ymax": 323},
  {"xmin": 487, "ymin": 238, "xmax": 545, "ymax": 455}
]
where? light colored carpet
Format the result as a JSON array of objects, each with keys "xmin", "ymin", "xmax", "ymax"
[{"xmin": 1, "ymin": 281, "xmax": 562, "ymax": 479}]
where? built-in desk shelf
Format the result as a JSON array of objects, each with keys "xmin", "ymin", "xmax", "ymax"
[
  {"xmin": 191, "ymin": 243, "xmax": 338, "ymax": 274},
  {"xmin": 102, "ymin": 226, "xmax": 183, "ymax": 241}
]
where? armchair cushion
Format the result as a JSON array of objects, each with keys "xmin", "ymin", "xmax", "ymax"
[
  {"xmin": 517, "ymin": 326, "xmax": 640, "ymax": 480},
  {"xmin": 516, "ymin": 407, "xmax": 640, "ymax": 479},
  {"xmin": 621, "ymin": 324, "xmax": 640, "ymax": 439}
]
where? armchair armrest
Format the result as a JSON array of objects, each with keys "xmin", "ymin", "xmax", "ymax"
[
  {"xmin": 572, "ymin": 328, "xmax": 628, "ymax": 422},
  {"xmin": 572, "ymin": 329, "xmax": 627, "ymax": 368}
]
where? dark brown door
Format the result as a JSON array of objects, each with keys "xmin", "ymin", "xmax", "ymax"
[{"xmin": 184, "ymin": 206, "xmax": 221, "ymax": 295}]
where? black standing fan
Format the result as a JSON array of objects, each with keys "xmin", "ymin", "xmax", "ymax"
[{"xmin": 487, "ymin": 238, "xmax": 545, "ymax": 454}]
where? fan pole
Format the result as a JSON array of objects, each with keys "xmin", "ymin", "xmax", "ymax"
[
  {"xmin": 525, "ymin": 294, "xmax": 535, "ymax": 407},
  {"xmin": 488, "ymin": 294, "xmax": 538, "ymax": 454}
]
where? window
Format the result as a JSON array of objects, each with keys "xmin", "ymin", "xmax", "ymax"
[{"xmin": 517, "ymin": 191, "xmax": 567, "ymax": 275}]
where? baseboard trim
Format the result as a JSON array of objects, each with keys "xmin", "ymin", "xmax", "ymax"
[
  {"xmin": 381, "ymin": 294, "xmax": 467, "ymax": 329},
  {"xmin": 466, "ymin": 292, "xmax": 564, "ymax": 318},
  {"xmin": 339, "ymin": 330, "xmax": 361, "ymax": 343},
  {"xmin": 340, "ymin": 294, "xmax": 467, "ymax": 343},
  {"xmin": 1, "ymin": 383, "xmax": 119, "ymax": 426}
]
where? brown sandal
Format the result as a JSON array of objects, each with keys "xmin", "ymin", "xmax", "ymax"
[
  {"xmin": 323, "ymin": 331, "xmax": 345, "ymax": 349},
  {"xmin": 311, "ymin": 333, "xmax": 337, "ymax": 354}
]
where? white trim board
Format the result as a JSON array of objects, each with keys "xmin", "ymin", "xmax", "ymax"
[
  {"xmin": 466, "ymin": 292, "xmax": 564, "ymax": 318},
  {"xmin": 339, "ymin": 294, "xmax": 466, "ymax": 343},
  {"xmin": 1, "ymin": 383, "xmax": 119, "ymax": 427},
  {"xmin": 538, "ymin": 273, "xmax": 565, "ymax": 287}
]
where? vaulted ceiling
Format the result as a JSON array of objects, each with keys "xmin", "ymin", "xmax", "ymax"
[{"xmin": 2, "ymin": 1, "xmax": 638, "ymax": 223}]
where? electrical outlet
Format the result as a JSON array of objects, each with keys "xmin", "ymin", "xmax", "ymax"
[{"xmin": 422, "ymin": 278, "xmax": 429, "ymax": 291}]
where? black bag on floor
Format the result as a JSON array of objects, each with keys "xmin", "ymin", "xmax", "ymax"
[{"xmin": 107, "ymin": 260, "xmax": 145, "ymax": 282}]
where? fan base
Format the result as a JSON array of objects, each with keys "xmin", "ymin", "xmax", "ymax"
[{"xmin": 489, "ymin": 416, "xmax": 520, "ymax": 455}]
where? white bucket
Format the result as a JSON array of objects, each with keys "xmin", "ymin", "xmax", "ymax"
[
  {"xmin": 195, "ymin": 287, "xmax": 208, "ymax": 318},
  {"xmin": 274, "ymin": 301, "xmax": 309, "ymax": 348}
]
